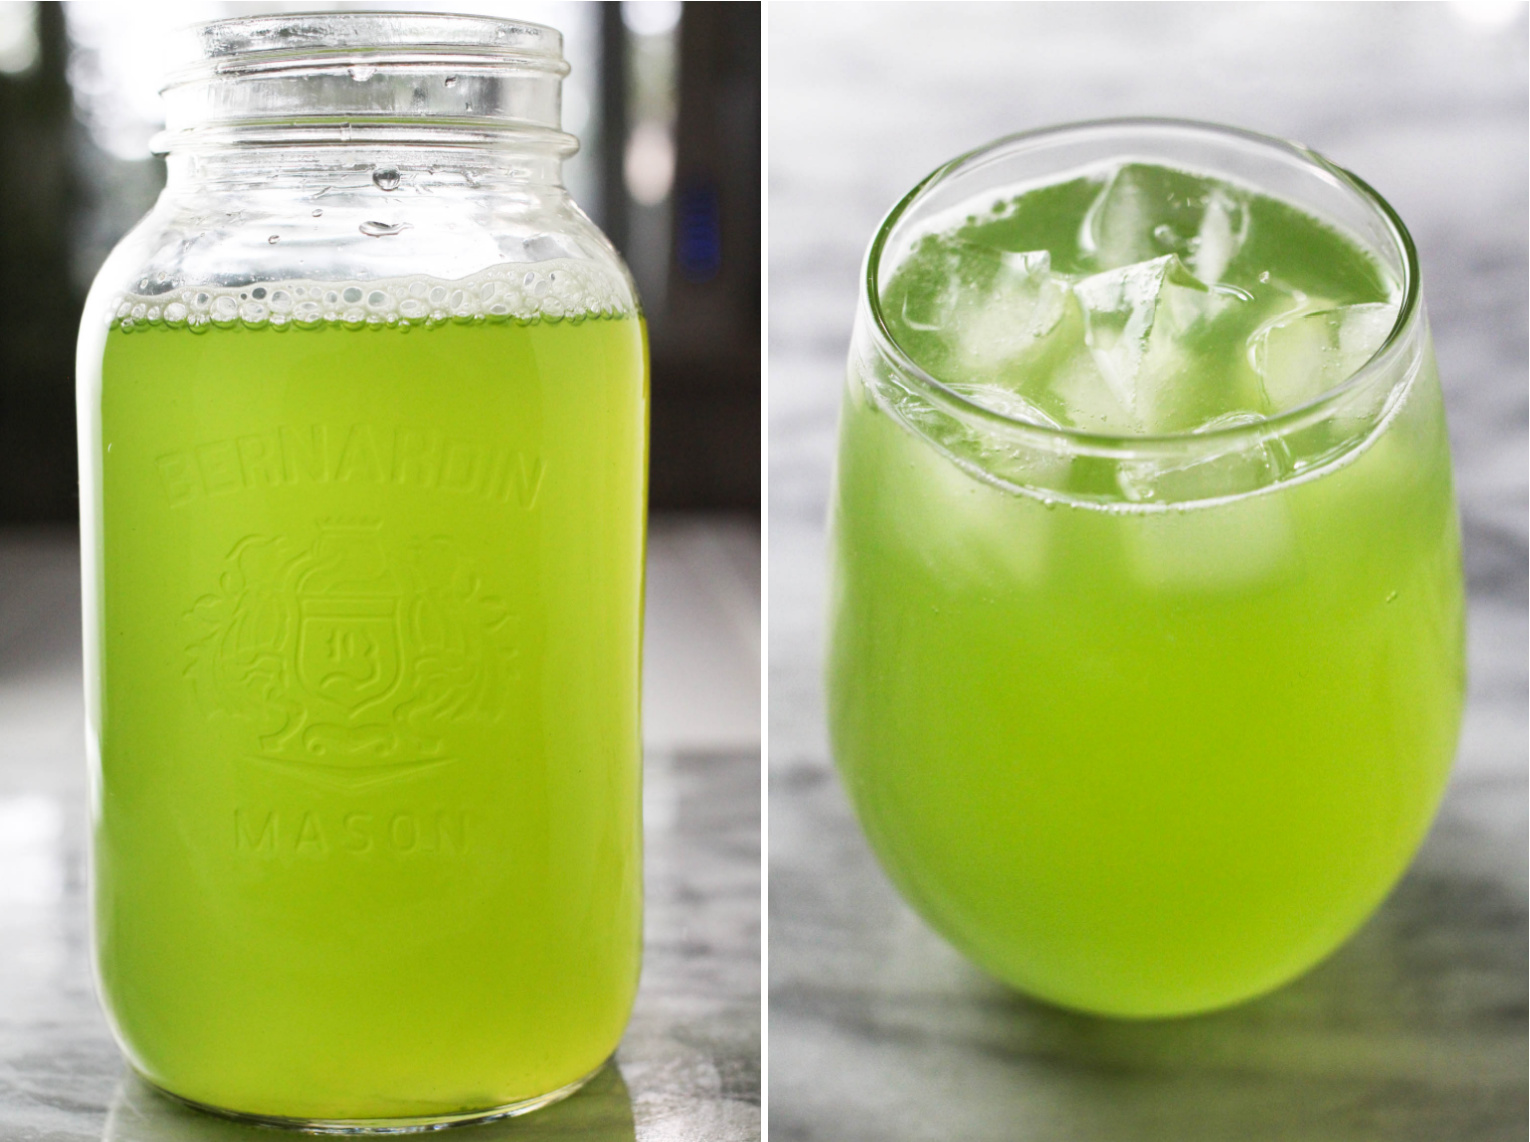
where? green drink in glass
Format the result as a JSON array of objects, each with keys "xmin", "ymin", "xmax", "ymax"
[
  {"xmin": 828, "ymin": 121, "xmax": 1464, "ymax": 1018},
  {"xmin": 77, "ymin": 13, "xmax": 650, "ymax": 1128},
  {"xmin": 87, "ymin": 280, "xmax": 646, "ymax": 1120}
]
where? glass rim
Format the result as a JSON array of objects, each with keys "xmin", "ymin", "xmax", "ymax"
[{"xmin": 861, "ymin": 117, "xmax": 1424, "ymax": 455}]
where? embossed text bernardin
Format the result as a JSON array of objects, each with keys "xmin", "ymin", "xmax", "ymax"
[{"xmin": 156, "ymin": 424, "xmax": 546, "ymax": 509}]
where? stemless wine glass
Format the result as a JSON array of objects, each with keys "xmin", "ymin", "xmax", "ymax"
[
  {"xmin": 827, "ymin": 120, "xmax": 1464, "ymax": 1018},
  {"xmin": 78, "ymin": 13, "xmax": 646, "ymax": 1128}
]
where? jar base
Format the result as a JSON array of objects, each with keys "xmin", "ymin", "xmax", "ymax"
[{"xmin": 138, "ymin": 1061, "xmax": 605, "ymax": 1134}]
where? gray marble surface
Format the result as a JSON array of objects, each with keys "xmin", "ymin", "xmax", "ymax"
[
  {"xmin": 0, "ymin": 518, "xmax": 760, "ymax": 1142},
  {"xmin": 768, "ymin": 4, "xmax": 1527, "ymax": 1139}
]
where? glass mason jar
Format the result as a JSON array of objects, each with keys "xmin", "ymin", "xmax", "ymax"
[
  {"xmin": 76, "ymin": 14, "xmax": 646, "ymax": 1129},
  {"xmin": 828, "ymin": 121, "xmax": 1464, "ymax": 1018}
]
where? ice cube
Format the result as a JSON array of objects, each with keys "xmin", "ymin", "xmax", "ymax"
[
  {"xmin": 921, "ymin": 382, "xmax": 1077, "ymax": 494},
  {"xmin": 869, "ymin": 401, "xmax": 1055, "ymax": 587},
  {"xmin": 946, "ymin": 381, "xmax": 1061, "ymax": 426},
  {"xmin": 1117, "ymin": 412, "xmax": 1283, "ymax": 504},
  {"xmin": 1072, "ymin": 255, "xmax": 1239, "ymax": 432},
  {"xmin": 1123, "ymin": 411, "xmax": 1293, "ymax": 587},
  {"xmin": 918, "ymin": 245, "xmax": 1071, "ymax": 378},
  {"xmin": 1126, "ymin": 487, "xmax": 1294, "ymax": 592},
  {"xmin": 1039, "ymin": 344, "xmax": 1139, "ymax": 434},
  {"xmin": 1190, "ymin": 186, "xmax": 1247, "ymax": 284},
  {"xmin": 1249, "ymin": 301, "xmax": 1400, "ymax": 413},
  {"xmin": 1082, "ymin": 164, "xmax": 1250, "ymax": 281}
]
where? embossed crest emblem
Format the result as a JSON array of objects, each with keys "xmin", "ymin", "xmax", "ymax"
[{"xmin": 185, "ymin": 521, "xmax": 519, "ymax": 787}]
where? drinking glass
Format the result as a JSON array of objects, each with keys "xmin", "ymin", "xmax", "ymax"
[{"xmin": 827, "ymin": 120, "xmax": 1464, "ymax": 1018}]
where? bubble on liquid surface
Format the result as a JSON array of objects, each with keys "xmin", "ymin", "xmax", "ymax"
[
  {"xmin": 107, "ymin": 259, "xmax": 635, "ymax": 333},
  {"xmin": 373, "ymin": 168, "xmax": 402, "ymax": 192}
]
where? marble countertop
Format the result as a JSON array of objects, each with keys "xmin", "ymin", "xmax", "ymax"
[
  {"xmin": 0, "ymin": 518, "xmax": 760, "ymax": 1142},
  {"xmin": 767, "ymin": 4, "xmax": 1527, "ymax": 1140}
]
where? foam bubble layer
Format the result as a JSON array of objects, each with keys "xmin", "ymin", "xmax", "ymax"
[{"xmin": 108, "ymin": 258, "xmax": 634, "ymax": 333}]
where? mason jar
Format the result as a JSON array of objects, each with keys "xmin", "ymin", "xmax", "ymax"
[
  {"xmin": 76, "ymin": 13, "xmax": 646, "ymax": 1128},
  {"xmin": 828, "ymin": 120, "xmax": 1464, "ymax": 1018}
]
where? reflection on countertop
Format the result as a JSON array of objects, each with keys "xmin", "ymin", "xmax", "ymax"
[
  {"xmin": 0, "ymin": 517, "xmax": 760, "ymax": 1142},
  {"xmin": 102, "ymin": 1064, "xmax": 635, "ymax": 1142}
]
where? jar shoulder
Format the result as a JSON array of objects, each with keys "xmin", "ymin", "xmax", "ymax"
[{"xmin": 84, "ymin": 184, "xmax": 637, "ymax": 326}]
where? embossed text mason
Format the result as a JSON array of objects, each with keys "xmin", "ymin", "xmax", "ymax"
[{"xmin": 76, "ymin": 14, "xmax": 647, "ymax": 1130}]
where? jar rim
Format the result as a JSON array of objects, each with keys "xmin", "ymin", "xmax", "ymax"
[
  {"xmin": 154, "ymin": 11, "xmax": 575, "ymax": 157},
  {"xmin": 861, "ymin": 117, "xmax": 1423, "ymax": 456},
  {"xmin": 161, "ymin": 11, "xmax": 568, "ymax": 91}
]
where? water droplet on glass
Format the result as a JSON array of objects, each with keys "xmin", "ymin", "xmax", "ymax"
[
  {"xmin": 1385, "ymin": 590, "xmax": 1399, "ymax": 603},
  {"xmin": 311, "ymin": 208, "xmax": 323, "ymax": 217},
  {"xmin": 373, "ymin": 168, "xmax": 401, "ymax": 192},
  {"xmin": 359, "ymin": 220, "xmax": 413, "ymax": 238},
  {"xmin": 267, "ymin": 234, "xmax": 280, "ymax": 244},
  {"xmin": 444, "ymin": 75, "xmax": 457, "ymax": 87}
]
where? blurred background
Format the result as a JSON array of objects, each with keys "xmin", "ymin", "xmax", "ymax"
[
  {"xmin": 769, "ymin": 3, "xmax": 1526, "ymax": 1140},
  {"xmin": 0, "ymin": 4, "xmax": 759, "ymax": 1140}
]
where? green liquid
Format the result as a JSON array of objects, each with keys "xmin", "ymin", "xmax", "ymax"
[
  {"xmin": 829, "ymin": 164, "xmax": 1465, "ymax": 1017},
  {"xmin": 89, "ymin": 307, "xmax": 647, "ymax": 1118}
]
